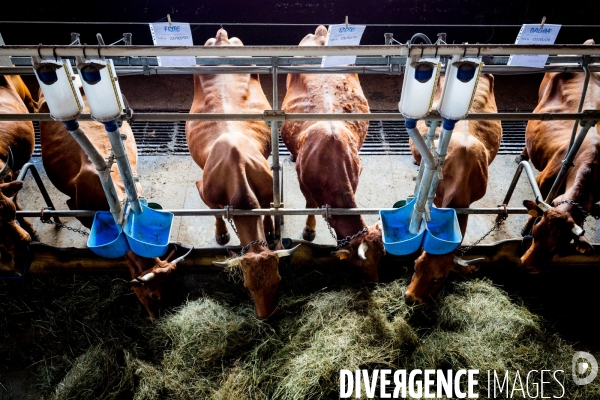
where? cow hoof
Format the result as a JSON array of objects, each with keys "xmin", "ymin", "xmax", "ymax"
[
  {"xmin": 216, "ymin": 232, "xmax": 230, "ymax": 246},
  {"xmin": 289, "ymin": 154, "xmax": 296, "ymax": 162},
  {"xmin": 302, "ymin": 228, "xmax": 316, "ymax": 242},
  {"xmin": 515, "ymin": 154, "xmax": 529, "ymax": 163},
  {"xmin": 30, "ymin": 231, "xmax": 40, "ymax": 242}
]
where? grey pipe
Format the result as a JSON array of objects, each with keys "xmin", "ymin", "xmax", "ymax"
[
  {"xmin": 406, "ymin": 127, "xmax": 436, "ymax": 166},
  {"xmin": 17, "ymin": 206, "xmax": 530, "ymax": 218},
  {"xmin": 69, "ymin": 126, "xmax": 123, "ymax": 223},
  {"xmin": 500, "ymin": 160, "xmax": 543, "ymax": 211},
  {"xmin": 545, "ymin": 120, "xmax": 595, "ymax": 203},
  {"xmin": 271, "ymin": 57, "xmax": 282, "ymax": 240},
  {"xmin": 2, "ymin": 111, "xmax": 600, "ymax": 123},
  {"xmin": 567, "ymin": 61, "xmax": 591, "ymax": 151},
  {"xmin": 104, "ymin": 125, "xmax": 142, "ymax": 215}
]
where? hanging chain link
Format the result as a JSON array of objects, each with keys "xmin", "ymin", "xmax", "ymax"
[
  {"xmin": 225, "ymin": 206, "xmax": 268, "ymax": 256},
  {"xmin": 40, "ymin": 208, "xmax": 90, "ymax": 236},
  {"xmin": 325, "ymin": 218, "xmax": 368, "ymax": 250},
  {"xmin": 457, "ymin": 207, "xmax": 507, "ymax": 259},
  {"xmin": 552, "ymin": 199, "xmax": 593, "ymax": 223}
]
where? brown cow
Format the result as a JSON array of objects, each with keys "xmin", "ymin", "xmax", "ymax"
[
  {"xmin": 0, "ymin": 75, "xmax": 35, "ymax": 274},
  {"xmin": 186, "ymin": 29, "xmax": 297, "ymax": 318},
  {"xmin": 404, "ymin": 74, "xmax": 502, "ymax": 304},
  {"xmin": 280, "ymin": 26, "xmax": 385, "ymax": 282},
  {"xmin": 520, "ymin": 39, "xmax": 598, "ymax": 272},
  {"xmin": 38, "ymin": 78, "xmax": 186, "ymax": 318}
]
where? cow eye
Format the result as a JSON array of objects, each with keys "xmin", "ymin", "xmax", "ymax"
[{"xmin": 432, "ymin": 278, "xmax": 442, "ymax": 284}]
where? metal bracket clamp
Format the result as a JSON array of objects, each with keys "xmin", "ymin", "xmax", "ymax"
[
  {"xmin": 270, "ymin": 202, "xmax": 284, "ymax": 209},
  {"xmin": 322, "ymin": 204, "xmax": 332, "ymax": 220},
  {"xmin": 224, "ymin": 205, "xmax": 233, "ymax": 220},
  {"xmin": 497, "ymin": 203, "xmax": 508, "ymax": 219},
  {"xmin": 264, "ymin": 110, "xmax": 286, "ymax": 122}
]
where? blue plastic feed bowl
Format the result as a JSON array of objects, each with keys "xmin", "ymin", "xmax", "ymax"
[
  {"xmin": 422, "ymin": 207, "xmax": 462, "ymax": 255},
  {"xmin": 125, "ymin": 204, "xmax": 174, "ymax": 258},
  {"xmin": 87, "ymin": 212, "xmax": 130, "ymax": 258},
  {"xmin": 380, "ymin": 200, "xmax": 425, "ymax": 256}
]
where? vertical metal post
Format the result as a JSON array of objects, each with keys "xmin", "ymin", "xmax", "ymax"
[
  {"xmin": 409, "ymin": 124, "xmax": 454, "ymax": 234},
  {"xmin": 567, "ymin": 57, "xmax": 590, "ymax": 152},
  {"xmin": 271, "ymin": 57, "xmax": 282, "ymax": 240}
]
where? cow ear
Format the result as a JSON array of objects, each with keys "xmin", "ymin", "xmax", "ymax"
[
  {"xmin": 0, "ymin": 181, "xmax": 24, "ymax": 197},
  {"xmin": 523, "ymin": 200, "xmax": 540, "ymax": 218},
  {"xmin": 575, "ymin": 236, "xmax": 595, "ymax": 255},
  {"xmin": 331, "ymin": 249, "xmax": 351, "ymax": 260},
  {"xmin": 227, "ymin": 249, "xmax": 239, "ymax": 258}
]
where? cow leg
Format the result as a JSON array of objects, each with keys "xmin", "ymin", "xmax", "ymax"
[
  {"xmin": 302, "ymin": 198, "xmax": 318, "ymax": 242},
  {"xmin": 13, "ymin": 193, "xmax": 39, "ymax": 241},
  {"xmin": 515, "ymin": 147, "xmax": 529, "ymax": 163},
  {"xmin": 215, "ymin": 216, "xmax": 230, "ymax": 245},
  {"xmin": 263, "ymin": 216, "xmax": 274, "ymax": 243}
]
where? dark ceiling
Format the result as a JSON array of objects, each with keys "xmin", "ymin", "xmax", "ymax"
[{"xmin": 1, "ymin": 0, "xmax": 598, "ymax": 47}]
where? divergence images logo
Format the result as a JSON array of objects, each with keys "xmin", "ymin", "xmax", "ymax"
[{"xmin": 573, "ymin": 351, "xmax": 598, "ymax": 385}]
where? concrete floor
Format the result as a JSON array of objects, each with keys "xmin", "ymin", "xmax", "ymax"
[{"xmin": 18, "ymin": 154, "xmax": 600, "ymax": 250}]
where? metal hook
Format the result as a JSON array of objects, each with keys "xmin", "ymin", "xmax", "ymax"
[
  {"xmin": 97, "ymin": 45, "xmax": 102, "ymax": 58},
  {"xmin": 225, "ymin": 205, "xmax": 231, "ymax": 220},
  {"xmin": 37, "ymin": 44, "xmax": 43, "ymax": 59},
  {"xmin": 52, "ymin": 46, "xmax": 58, "ymax": 61},
  {"xmin": 434, "ymin": 43, "xmax": 439, "ymax": 58},
  {"xmin": 420, "ymin": 44, "xmax": 424, "ymax": 59},
  {"xmin": 463, "ymin": 43, "xmax": 467, "ymax": 58},
  {"xmin": 477, "ymin": 44, "xmax": 481, "ymax": 58},
  {"xmin": 82, "ymin": 44, "xmax": 87, "ymax": 59}
]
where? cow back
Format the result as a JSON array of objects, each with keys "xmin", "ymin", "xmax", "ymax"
[{"xmin": 186, "ymin": 73, "xmax": 272, "ymax": 169}]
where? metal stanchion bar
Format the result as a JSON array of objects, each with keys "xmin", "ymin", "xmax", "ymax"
[
  {"xmin": 15, "ymin": 163, "xmax": 61, "ymax": 224},
  {"xmin": 499, "ymin": 160, "xmax": 543, "ymax": 209},
  {"xmin": 1, "ymin": 111, "xmax": 600, "ymax": 122},
  {"xmin": 5, "ymin": 64, "xmax": 600, "ymax": 76},
  {"xmin": 2, "ymin": 44, "xmax": 600, "ymax": 58},
  {"xmin": 271, "ymin": 56, "xmax": 282, "ymax": 240},
  {"xmin": 17, "ymin": 207, "xmax": 529, "ymax": 218}
]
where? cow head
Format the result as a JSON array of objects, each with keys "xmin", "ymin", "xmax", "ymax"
[
  {"xmin": 404, "ymin": 252, "xmax": 482, "ymax": 305},
  {"xmin": 205, "ymin": 28, "xmax": 244, "ymax": 47},
  {"xmin": 0, "ymin": 153, "xmax": 31, "ymax": 271},
  {"xmin": 213, "ymin": 244, "xmax": 300, "ymax": 318},
  {"xmin": 331, "ymin": 223, "xmax": 385, "ymax": 282},
  {"xmin": 521, "ymin": 199, "xmax": 594, "ymax": 272},
  {"xmin": 125, "ymin": 246, "xmax": 193, "ymax": 319}
]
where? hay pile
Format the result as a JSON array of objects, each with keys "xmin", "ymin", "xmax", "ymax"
[{"xmin": 2, "ymin": 272, "xmax": 599, "ymax": 400}]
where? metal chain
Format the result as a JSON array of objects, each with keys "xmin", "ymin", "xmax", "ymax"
[
  {"xmin": 40, "ymin": 208, "xmax": 89, "ymax": 236},
  {"xmin": 457, "ymin": 212, "xmax": 507, "ymax": 258},
  {"xmin": 325, "ymin": 218, "xmax": 368, "ymax": 250},
  {"xmin": 225, "ymin": 208, "xmax": 268, "ymax": 256},
  {"xmin": 552, "ymin": 199, "xmax": 591, "ymax": 223}
]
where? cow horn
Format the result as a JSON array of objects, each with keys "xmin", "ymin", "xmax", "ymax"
[
  {"xmin": 0, "ymin": 148, "xmax": 14, "ymax": 181},
  {"xmin": 571, "ymin": 224, "xmax": 585, "ymax": 237},
  {"xmin": 138, "ymin": 272, "xmax": 155, "ymax": 282},
  {"xmin": 274, "ymin": 244, "xmax": 301, "ymax": 258},
  {"xmin": 535, "ymin": 197, "xmax": 553, "ymax": 212},
  {"xmin": 171, "ymin": 246, "xmax": 194, "ymax": 264},
  {"xmin": 453, "ymin": 257, "xmax": 485, "ymax": 267},
  {"xmin": 357, "ymin": 242, "xmax": 369, "ymax": 260},
  {"xmin": 212, "ymin": 256, "xmax": 243, "ymax": 268}
]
